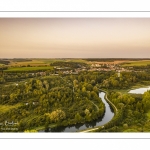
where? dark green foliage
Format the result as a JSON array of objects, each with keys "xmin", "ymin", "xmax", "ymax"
[
  {"xmin": 1, "ymin": 59, "xmax": 150, "ymax": 132},
  {"xmin": 96, "ymin": 90, "xmax": 150, "ymax": 132},
  {"xmin": 50, "ymin": 61, "xmax": 88, "ymax": 69},
  {"xmin": 0, "ymin": 72, "xmax": 105, "ymax": 132}
]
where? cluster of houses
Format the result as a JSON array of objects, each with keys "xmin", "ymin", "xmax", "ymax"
[
  {"xmin": 23, "ymin": 62, "xmax": 133, "ymax": 77},
  {"xmin": 89, "ymin": 63, "xmax": 127, "ymax": 72}
]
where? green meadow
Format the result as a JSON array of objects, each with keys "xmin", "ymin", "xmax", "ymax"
[
  {"xmin": 4, "ymin": 66, "xmax": 53, "ymax": 72},
  {"xmin": 121, "ymin": 60, "xmax": 150, "ymax": 67}
]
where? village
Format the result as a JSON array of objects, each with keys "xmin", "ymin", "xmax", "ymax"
[{"xmin": 26, "ymin": 62, "xmax": 130, "ymax": 78}]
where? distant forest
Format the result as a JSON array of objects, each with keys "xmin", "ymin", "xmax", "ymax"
[{"xmin": 0, "ymin": 60, "xmax": 10, "ymax": 65}]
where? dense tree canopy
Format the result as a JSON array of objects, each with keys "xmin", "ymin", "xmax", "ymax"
[
  {"xmin": 1, "ymin": 60, "xmax": 150, "ymax": 132},
  {"xmin": 0, "ymin": 72, "xmax": 106, "ymax": 132}
]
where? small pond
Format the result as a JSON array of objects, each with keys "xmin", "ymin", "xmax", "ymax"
[{"xmin": 128, "ymin": 86, "xmax": 150, "ymax": 94}]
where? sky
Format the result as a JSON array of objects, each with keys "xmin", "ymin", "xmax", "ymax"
[{"xmin": 0, "ymin": 18, "xmax": 150, "ymax": 58}]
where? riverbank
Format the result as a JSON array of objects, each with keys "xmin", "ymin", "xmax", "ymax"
[
  {"xmin": 80, "ymin": 90, "xmax": 117, "ymax": 132},
  {"xmin": 32, "ymin": 83, "xmax": 149, "ymax": 132},
  {"xmin": 33, "ymin": 91, "xmax": 114, "ymax": 132},
  {"xmin": 102, "ymin": 89, "xmax": 118, "ymax": 113}
]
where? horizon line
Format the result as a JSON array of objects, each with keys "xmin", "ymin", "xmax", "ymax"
[{"xmin": 0, "ymin": 58, "xmax": 150, "ymax": 59}]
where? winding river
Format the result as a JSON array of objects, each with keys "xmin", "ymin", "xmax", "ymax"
[{"xmin": 40, "ymin": 92, "xmax": 114, "ymax": 132}]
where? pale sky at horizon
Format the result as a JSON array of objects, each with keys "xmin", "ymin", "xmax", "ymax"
[{"xmin": 0, "ymin": 18, "xmax": 150, "ymax": 58}]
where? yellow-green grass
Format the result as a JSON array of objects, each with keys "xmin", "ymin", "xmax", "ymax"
[
  {"xmin": 39, "ymin": 58, "xmax": 88, "ymax": 64},
  {"xmin": 110, "ymin": 82, "xmax": 150, "ymax": 94},
  {"xmin": 4, "ymin": 66, "xmax": 53, "ymax": 72},
  {"xmin": 39, "ymin": 59, "xmax": 72, "ymax": 64},
  {"xmin": 8, "ymin": 59, "xmax": 89, "ymax": 67},
  {"xmin": 68, "ymin": 59, "xmax": 88, "ymax": 63},
  {"xmin": 0, "ymin": 103, "xmax": 22, "ymax": 114},
  {"xmin": 9, "ymin": 60, "xmax": 47, "ymax": 66},
  {"xmin": 0, "ymin": 63, "xmax": 5, "ymax": 66},
  {"xmin": 121, "ymin": 60, "xmax": 150, "ymax": 67},
  {"xmin": 127, "ymin": 81, "xmax": 150, "ymax": 92},
  {"xmin": 9, "ymin": 59, "xmax": 67, "ymax": 66}
]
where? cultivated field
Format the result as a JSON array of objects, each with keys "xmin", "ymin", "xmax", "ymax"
[
  {"xmin": 4, "ymin": 66, "xmax": 53, "ymax": 72},
  {"xmin": 121, "ymin": 60, "xmax": 150, "ymax": 67},
  {"xmin": 9, "ymin": 59, "xmax": 48, "ymax": 67}
]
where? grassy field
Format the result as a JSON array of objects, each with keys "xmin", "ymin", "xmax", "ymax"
[
  {"xmin": 67, "ymin": 59, "xmax": 88, "ymax": 63},
  {"xmin": 130, "ymin": 82, "xmax": 150, "ymax": 89},
  {"xmin": 109, "ymin": 89, "xmax": 129, "ymax": 94},
  {"xmin": 0, "ymin": 63, "xmax": 4, "ymax": 66},
  {"xmin": 4, "ymin": 66, "xmax": 53, "ymax": 72},
  {"xmin": 39, "ymin": 58, "xmax": 88, "ymax": 64},
  {"xmin": 9, "ymin": 59, "xmax": 48, "ymax": 66},
  {"xmin": 110, "ymin": 82, "xmax": 150, "ymax": 94},
  {"xmin": 121, "ymin": 60, "xmax": 150, "ymax": 67},
  {"xmin": 2, "ymin": 59, "xmax": 150, "ymax": 67},
  {"xmin": 8, "ymin": 59, "xmax": 89, "ymax": 66},
  {"xmin": 39, "ymin": 59, "xmax": 65, "ymax": 63},
  {"xmin": 0, "ymin": 103, "xmax": 22, "ymax": 114}
]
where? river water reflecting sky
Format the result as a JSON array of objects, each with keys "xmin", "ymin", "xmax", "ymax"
[{"xmin": 45, "ymin": 92, "xmax": 114, "ymax": 132}]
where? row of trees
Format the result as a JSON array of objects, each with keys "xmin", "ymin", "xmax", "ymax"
[{"xmin": 50, "ymin": 61, "xmax": 88, "ymax": 69}]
